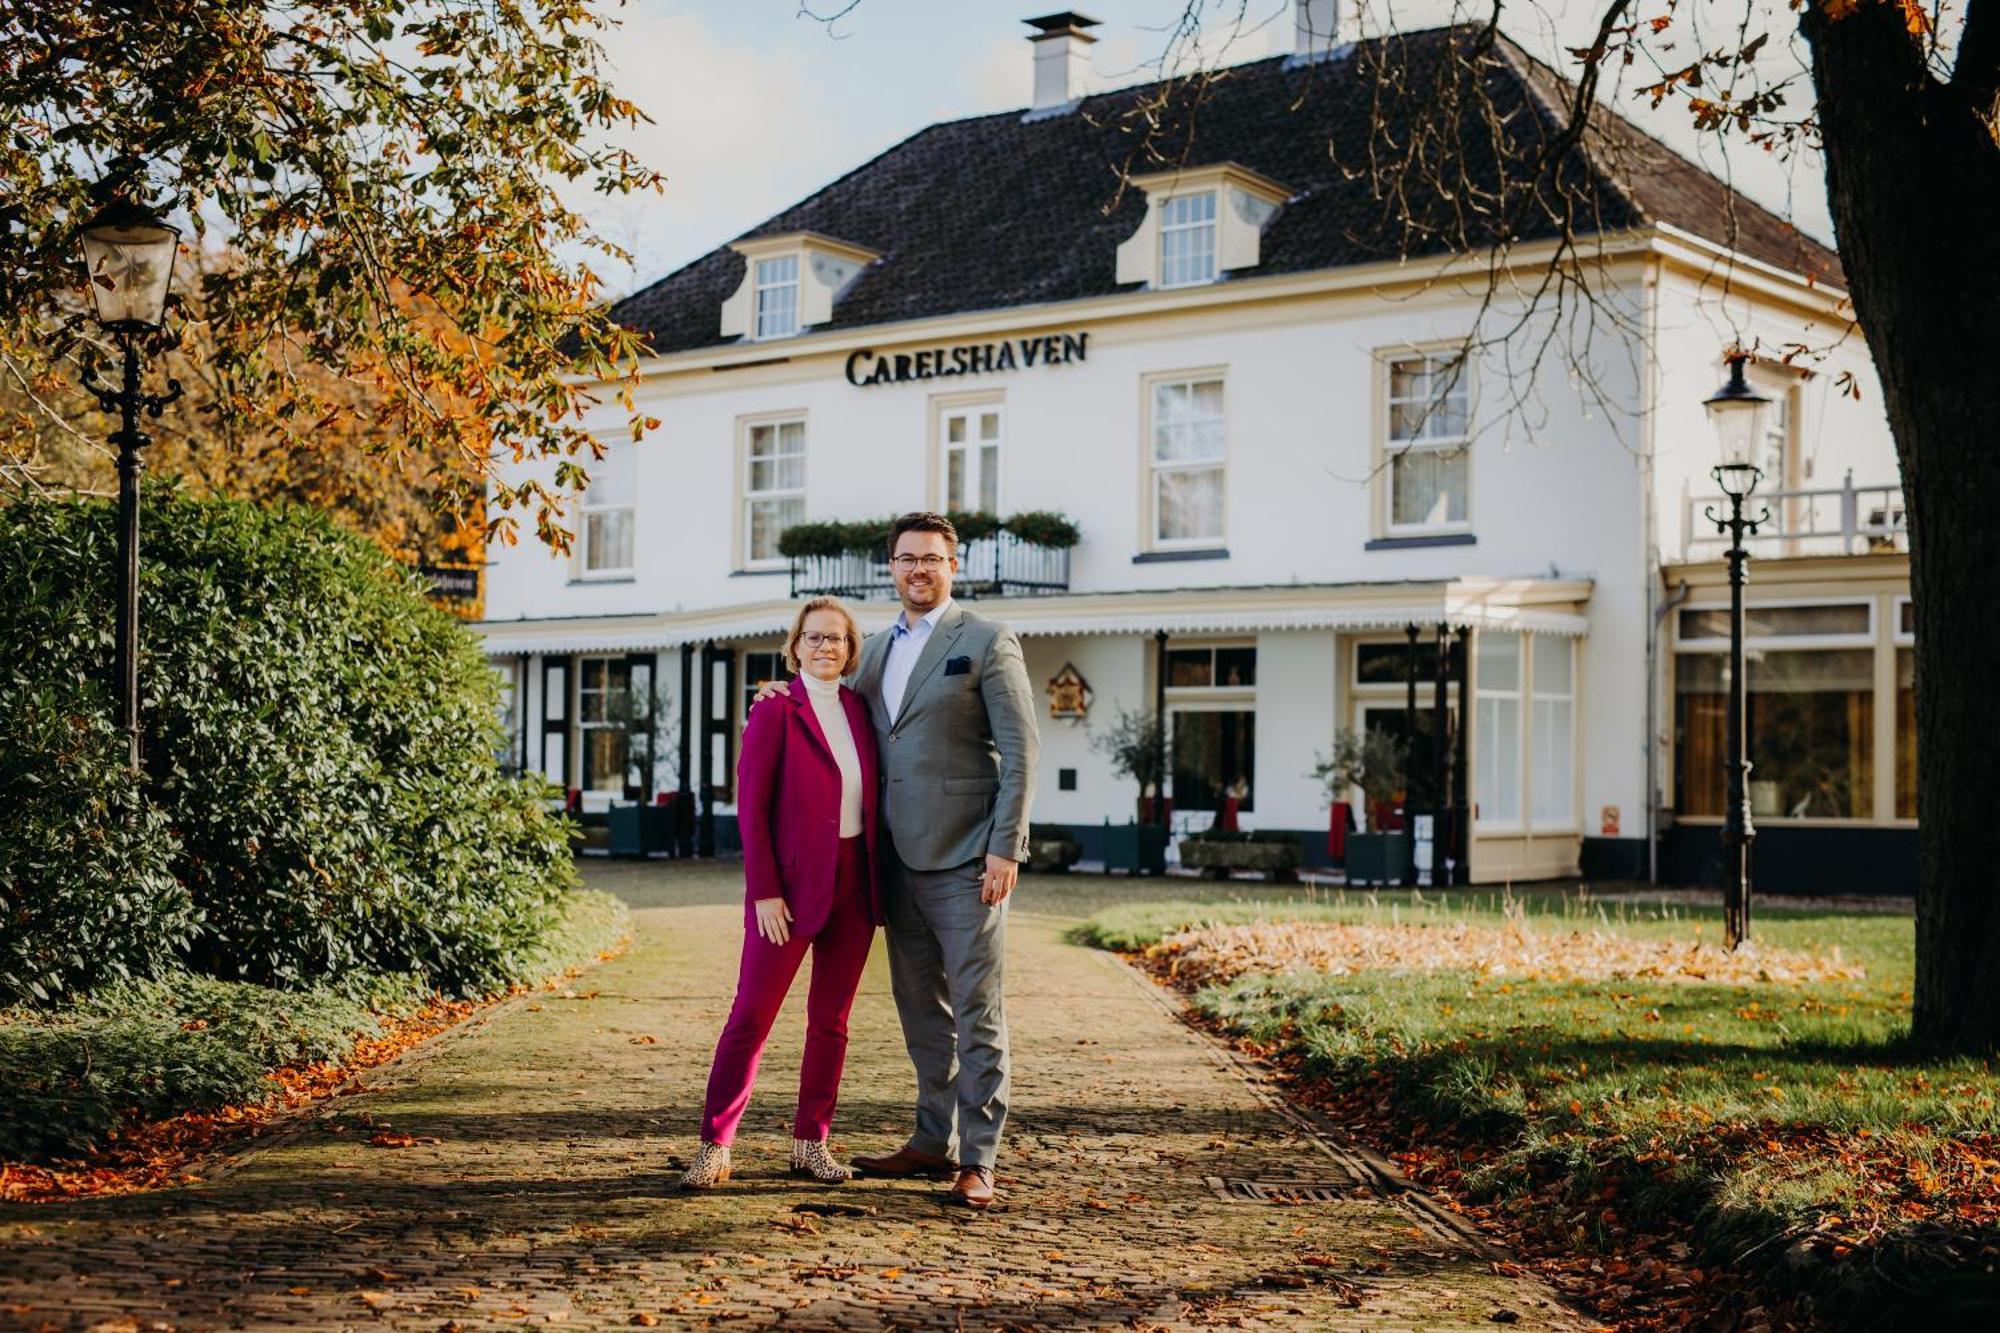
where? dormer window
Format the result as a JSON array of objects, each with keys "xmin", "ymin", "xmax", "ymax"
[
  {"xmin": 1115, "ymin": 163, "xmax": 1289, "ymax": 289},
  {"xmin": 720, "ymin": 232, "xmax": 882, "ymax": 341},
  {"xmin": 1158, "ymin": 192, "xmax": 1217, "ymax": 287},
  {"xmin": 753, "ymin": 255, "xmax": 799, "ymax": 339}
]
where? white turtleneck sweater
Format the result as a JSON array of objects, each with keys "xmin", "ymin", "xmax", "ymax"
[{"xmin": 801, "ymin": 671, "xmax": 864, "ymax": 837}]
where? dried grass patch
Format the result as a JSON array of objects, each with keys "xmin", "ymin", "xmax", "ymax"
[{"xmin": 1150, "ymin": 920, "xmax": 1865, "ymax": 990}]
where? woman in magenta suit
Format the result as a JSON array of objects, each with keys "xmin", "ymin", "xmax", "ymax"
[{"xmin": 681, "ymin": 596, "xmax": 883, "ymax": 1188}]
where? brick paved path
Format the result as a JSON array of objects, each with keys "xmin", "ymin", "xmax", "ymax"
[{"xmin": 1, "ymin": 866, "xmax": 1590, "ymax": 1331}]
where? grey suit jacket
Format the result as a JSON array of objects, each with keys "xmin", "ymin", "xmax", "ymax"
[{"xmin": 853, "ymin": 602, "xmax": 1039, "ymax": 872}]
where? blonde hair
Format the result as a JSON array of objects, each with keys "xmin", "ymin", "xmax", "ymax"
[{"xmin": 784, "ymin": 596, "xmax": 862, "ymax": 675}]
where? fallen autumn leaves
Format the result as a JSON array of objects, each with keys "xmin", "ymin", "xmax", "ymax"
[{"xmin": 0, "ymin": 943, "xmax": 626, "ymax": 1205}]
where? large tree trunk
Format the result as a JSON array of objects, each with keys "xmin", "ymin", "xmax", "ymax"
[{"xmin": 1802, "ymin": 3, "xmax": 2000, "ymax": 1049}]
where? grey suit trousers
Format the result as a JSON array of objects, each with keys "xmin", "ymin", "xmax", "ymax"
[{"xmin": 883, "ymin": 848, "xmax": 1008, "ymax": 1169}]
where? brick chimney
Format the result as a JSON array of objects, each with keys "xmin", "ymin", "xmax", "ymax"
[{"xmin": 1025, "ymin": 12, "xmax": 1098, "ymax": 115}]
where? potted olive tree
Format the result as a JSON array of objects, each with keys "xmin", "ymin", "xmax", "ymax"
[
  {"xmin": 1312, "ymin": 727, "xmax": 1411, "ymax": 885},
  {"xmin": 1090, "ymin": 705, "xmax": 1170, "ymax": 875}
]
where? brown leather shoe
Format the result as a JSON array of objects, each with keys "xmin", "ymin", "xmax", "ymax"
[
  {"xmin": 850, "ymin": 1145, "xmax": 959, "ymax": 1179},
  {"xmin": 948, "ymin": 1165, "xmax": 995, "ymax": 1209}
]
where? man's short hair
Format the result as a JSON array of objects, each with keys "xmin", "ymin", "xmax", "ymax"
[{"xmin": 888, "ymin": 511, "xmax": 958, "ymax": 559}]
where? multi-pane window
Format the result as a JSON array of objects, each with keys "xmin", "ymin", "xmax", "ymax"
[
  {"xmin": 744, "ymin": 418, "xmax": 805, "ymax": 565},
  {"xmin": 1473, "ymin": 631, "xmax": 1577, "ymax": 829},
  {"xmin": 1159, "ymin": 191, "xmax": 1217, "ymax": 287},
  {"xmin": 753, "ymin": 255, "xmax": 799, "ymax": 339},
  {"xmin": 1674, "ymin": 602, "xmax": 1877, "ymax": 820},
  {"xmin": 1529, "ymin": 637, "xmax": 1574, "ymax": 826},
  {"xmin": 1165, "ymin": 643, "xmax": 1256, "ymax": 814},
  {"xmin": 577, "ymin": 656, "xmax": 632, "ymax": 796},
  {"xmin": 1166, "ymin": 646, "xmax": 1257, "ymax": 689},
  {"xmin": 743, "ymin": 649, "xmax": 786, "ymax": 721},
  {"xmin": 1474, "ymin": 631, "xmax": 1522, "ymax": 826},
  {"xmin": 1386, "ymin": 354, "xmax": 1470, "ymax": 532},
  {"xmin": 1354, "ymin": 640, "xmax": 1444, "ymax": 686},
  {"xmin": 1151, "ymin": 377, "xmax": 1225, "ymax": 545},
  {"xmin": 1676, "ymin": 651, "xmax": 1875, "ymax": 819},
  {"xmin": 941, "ymin": 404, "xmax": 1002, "ymax": 513},
  {"xmin": 579, "ymin": 441, "xmax": 635, "ymax": 574}
]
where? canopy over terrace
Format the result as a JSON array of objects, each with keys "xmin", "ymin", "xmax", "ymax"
[
  {"xmin": 471, "ymin": 577, "xmax": 1594, "ymax": 656},
  {"xmin": 476, "ymin": 577, "xmax": 1592, "ymax": 873}
]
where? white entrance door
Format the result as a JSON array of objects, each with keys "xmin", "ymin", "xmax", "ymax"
[{"xmin": 941, "ymin": 405, "xmax": 1002, "ymax": 513}]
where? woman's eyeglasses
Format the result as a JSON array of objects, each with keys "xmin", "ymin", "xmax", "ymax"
[
  {"xmin": 799, "ymin": 632, "xmax": 850, "ymax": 648},
  {"xmin": 890, "ymin": 554, "xmax": 950, "ymax": 572}
]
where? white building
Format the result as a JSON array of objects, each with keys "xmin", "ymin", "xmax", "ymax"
[{"xmin": 479, "ymin": 9, "xmax": 1913, "ymax": 891}]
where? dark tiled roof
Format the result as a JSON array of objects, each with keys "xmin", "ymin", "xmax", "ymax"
[{"xmin": 610, "ymin": 25, "xmax": 1842, "ymax": 357}]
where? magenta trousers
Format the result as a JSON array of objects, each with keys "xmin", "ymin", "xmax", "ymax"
[{"xmin": 699, "ymin": 836, "xmax": 874, "ymax": 1144}]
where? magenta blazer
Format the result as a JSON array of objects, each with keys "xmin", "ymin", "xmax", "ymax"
[{"xmin": 737, "ymin": 675, "xmax": 884, "ymax": 935}]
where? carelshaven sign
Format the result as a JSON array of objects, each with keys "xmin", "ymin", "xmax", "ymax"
[{"xmin": 845, "ymin": 332, "xmax": 1088, "ymax": 387}]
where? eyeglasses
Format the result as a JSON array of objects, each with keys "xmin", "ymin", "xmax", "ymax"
[
  {"xmin": 799, "ymin": 631, "xmax": 850, "ymax": 648},
  {"xmin": 890, "ymin": 554, "xmax": 950, "ymax": 572}
]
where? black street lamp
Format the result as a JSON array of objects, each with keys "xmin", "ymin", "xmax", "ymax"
[
  {"xmin": 1703, "ymin": 352, "xmax": 1772, "ymax": 949},
  {"xmin": 76, "ymin": 197, "xmax": 182, "ymax": 771}
]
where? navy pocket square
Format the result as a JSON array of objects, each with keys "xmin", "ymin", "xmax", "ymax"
[{"xmin": 944, "ymin": 655, "xmax": 973, "ymax": 676}]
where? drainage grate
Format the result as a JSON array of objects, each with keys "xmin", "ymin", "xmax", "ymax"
[{"xmin": 1205, "ymin": 1176, "xmax": 1358, "ymax": 1204}]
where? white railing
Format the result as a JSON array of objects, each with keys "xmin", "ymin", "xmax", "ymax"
[{"xmin": 1681, "ymin": 470, "xmax": 1906, "ymax": 558}]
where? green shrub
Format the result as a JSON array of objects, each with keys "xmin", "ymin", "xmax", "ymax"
[
  {"xmin": 0, "ymin": 973, "xmax": 392, "ymax": 1159},
  {"xmin": 0, "ymin": 889, "xmax": 627, "ymax": 1161},
  {"xmin": 0, "ymin": 690, "xmax": 196, "ymax": 1002},
  {"xmin": 775, "ymin": 511, "xmax": 1082, "ymax": 558},
  {"xmin": 0, "ymin": 492, "xmax": 576, "ymax": 1004},
  {"xmin": 1000, "ymin": 510, "xmax": 1080, "ymax": 548}
]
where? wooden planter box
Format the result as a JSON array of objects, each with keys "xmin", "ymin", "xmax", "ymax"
[
  {"xmin": 1345, "ymin": 831, "xmax": 1411, "ymax": 885},
  {"xmin": 1178, "ymin": 838, "xmax": 1301, "ymax": 881},
  {"xmin": 1102, "ymin": 821, "xmax": 1168, "ymax": 876}
]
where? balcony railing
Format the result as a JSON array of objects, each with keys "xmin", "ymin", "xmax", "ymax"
[
  {"xmin": 790, "ymin": 531, "xmax": 1072, "ymax": 601},
  {"xmin": 1681, "ymin": 470, "xmax": 1906, "ymax": 558}
]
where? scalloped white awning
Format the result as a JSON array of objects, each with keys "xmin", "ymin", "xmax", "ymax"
[{"xmin": 473, "ymin": 577, "xmax": 1594, "ymax": 656}]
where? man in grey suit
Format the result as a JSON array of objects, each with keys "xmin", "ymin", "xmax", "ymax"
[{"xmin": 759, "ymin": 512, "xmax": 1038, "ymax": 1208}]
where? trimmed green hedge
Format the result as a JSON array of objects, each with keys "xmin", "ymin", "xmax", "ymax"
[{"xmin": 0, "ymin": 492, "xmax": 577, "ymax": 1005}]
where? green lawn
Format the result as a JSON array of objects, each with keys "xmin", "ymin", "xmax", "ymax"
[{"xmin": 1078, "ymin": 891, "xmax": 2000, "ymax": 1324}]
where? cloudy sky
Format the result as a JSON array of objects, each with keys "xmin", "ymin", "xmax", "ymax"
[{"xmin": 572, "ymin": 1, "xmax": 1833, "ymax": 300}]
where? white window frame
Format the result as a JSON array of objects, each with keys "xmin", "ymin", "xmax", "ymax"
[
  {"xmin": 1673, "ymin": 597, "xmax": 1877, "ymax": 653},
  {"xmin": 939, "ymin": 401, "xmax": 1004, "ymax": 515},
  {"xmin": 753, "ymin": 254, "xmax": 800, "ymax": 340},
  {"xmin": 1472, "ymin": 629, "xmax": 1524, "ymax": 831},
  {"xmin": 1379, "ymin": 350, "xmax": 1473, "ymax": 538},
  {"xmin": 1528, "ymin": 636, "xmax": 1577, "ymax": 832},
  {"xmin": 1163, "ymin": 642, "xmax": 1258, "ymax": 696},
  {"xmin": 576, "ymin": 438, "xmax": 635, "ymax": 578},
  {"xmin": 1158, "ymin": 190, "xmax": 1218, "ymax": 288},
  {"xmin": 738, "ymin": 413, "xmax": 807, "ymax": 570},
  {"xmin": 1142, "ymin": 369, "xmax": 1228, "ymax": 551}
]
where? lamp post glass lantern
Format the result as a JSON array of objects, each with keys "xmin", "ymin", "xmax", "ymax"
[
  {"xmin": 77, "ymin": 196, "xmax": 183, "ymax": 771},
  {"xmin": 1702, "ymin": 352, "xmax": 1772, "ymax": 949}
]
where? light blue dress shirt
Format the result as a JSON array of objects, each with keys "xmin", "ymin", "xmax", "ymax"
[{"xmin": 880, "ymin": 598, "xmax": 953, "ymax": 722}]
